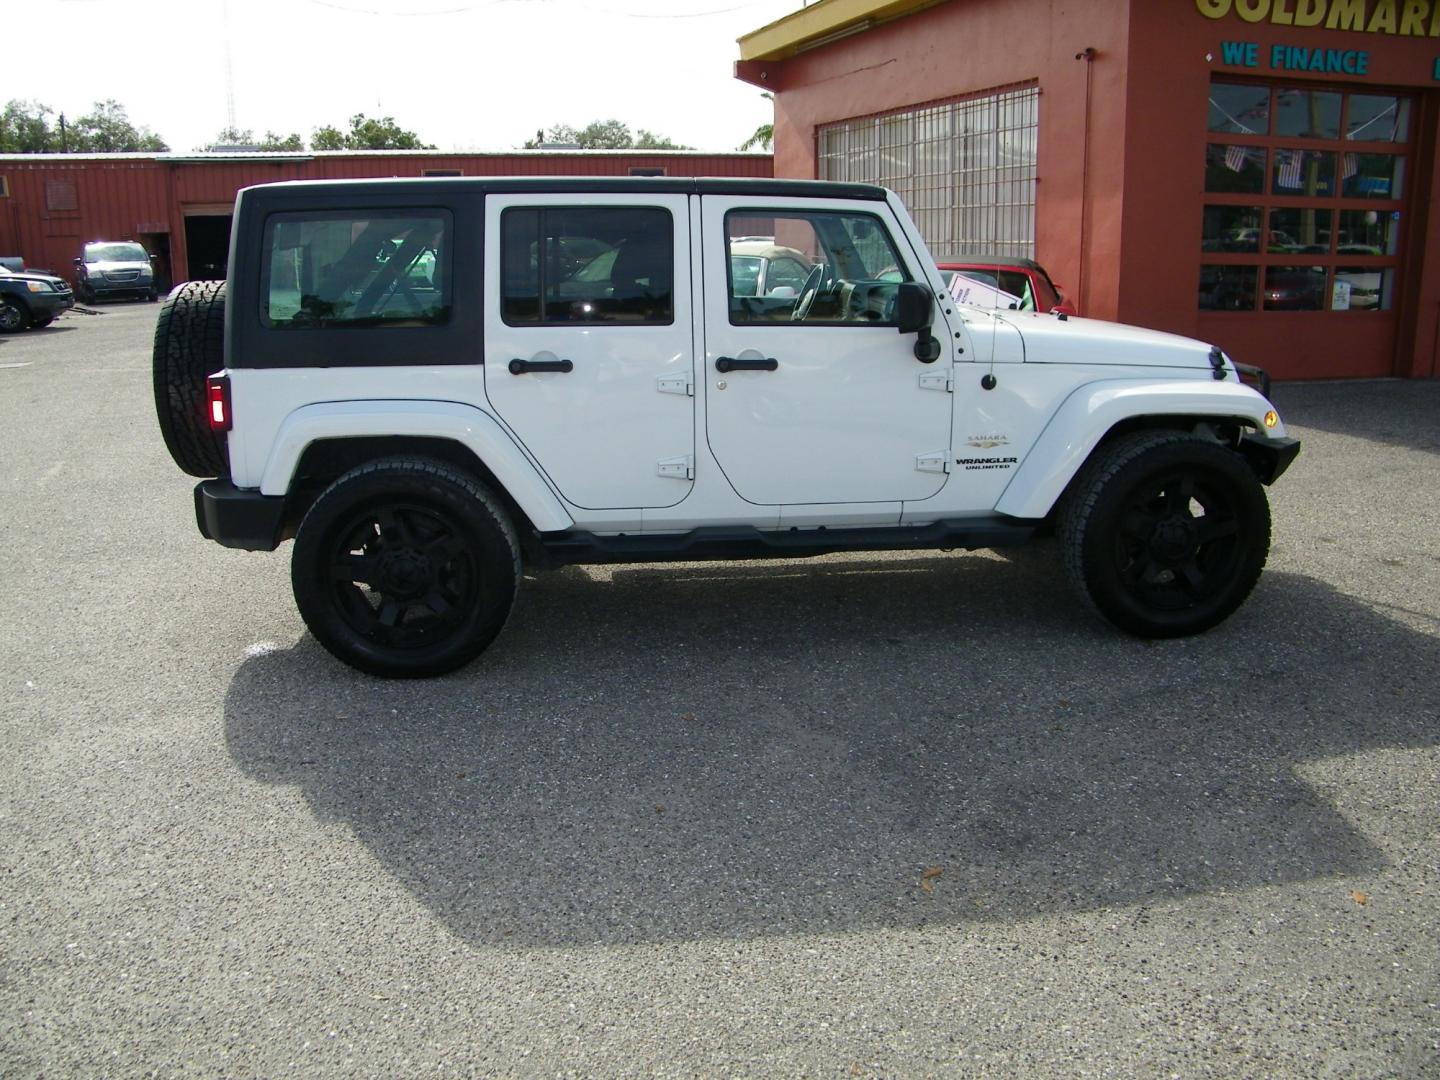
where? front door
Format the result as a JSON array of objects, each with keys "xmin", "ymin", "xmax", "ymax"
[
  {"xmin": 700, "ymin": 196, "xmax": 952, "ymax": 506},
  {"xmin": 483, "ymin": 193, "xmax": 695, "ymax": 510}
]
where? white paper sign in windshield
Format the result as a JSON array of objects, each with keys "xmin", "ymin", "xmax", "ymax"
[{"xmin": 949, "ymin": 271, "xmax": 1023, "ymax": 311}]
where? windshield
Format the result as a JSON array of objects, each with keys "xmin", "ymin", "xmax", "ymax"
[{"xmin": 85, "ymin": 243, "xmax": 148, "ymax": 263}]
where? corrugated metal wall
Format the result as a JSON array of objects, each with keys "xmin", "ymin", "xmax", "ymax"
[{"xmin": 0, "ymin": 151, "xmax": 773, "ymax": 282}]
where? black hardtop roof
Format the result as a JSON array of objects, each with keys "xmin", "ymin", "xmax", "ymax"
[{"xmin": 238, "ymin": 175, "xmax": 890, "ymax": 202}]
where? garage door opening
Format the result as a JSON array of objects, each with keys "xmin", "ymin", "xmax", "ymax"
[{"xmin": 184, "ymin": 214, "xmax": 232, "ymax": 281}]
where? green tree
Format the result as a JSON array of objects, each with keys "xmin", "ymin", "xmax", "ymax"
[
  {"xmin": 311, "ymin": 113, "xmax": 434, "ymax": 151},
  {"xmin": 71, "ymin": 100, "xmax": 167, "ymax": 152},
  {"xmin": 0, "ymin": 100, "xmax": 59, "ymax": 153},
  {"xmin": 208, "ymin": 127, "xmax": 306, "ymax": 151},
  {"xmin": 311, "ymin": 124, "xmax": 346, "ymax": 151},
  {"xmin": 523, "ymin": 119, "xmax": 691, "ymax": 150},
  {"xmin": 738, "ymin": 93, "xmax": 774, "ymax": 152},
  {"xmin": 209, "ymin": 125, "xmax": 254, "ymax": 146},
  {"xmin": 259, "ymin": 131, "xmax": 305, "ymax": 151},
  {"xmin": 634, "ymin": 128, "xmax": 688, "ymax": 150}
]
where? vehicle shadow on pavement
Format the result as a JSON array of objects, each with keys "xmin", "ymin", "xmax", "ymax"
[{"xmin": 224, "ymin": 556, "xmax": 1438, "ymax": 947}]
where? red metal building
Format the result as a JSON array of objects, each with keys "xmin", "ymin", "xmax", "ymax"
[
  {"xmin": 0, "ymin": 149, "xmax": 773, "ymax": 291},
  {"xmin": 738, "ymin": 0, "xmax": 1440, "ymax": 380}
]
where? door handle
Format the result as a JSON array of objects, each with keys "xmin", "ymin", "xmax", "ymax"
[
  {"xmin": 715, "ymin": 356, "xmax": 778, "ymax": 373},
  {"xmin": 508, "ymin": 357, "xmax": 574, "ymax": 375}
]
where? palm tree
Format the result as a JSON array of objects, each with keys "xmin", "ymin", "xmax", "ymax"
[{"xmin": 738, "ymin": 93, "xmax": 774, "ymax": 152}]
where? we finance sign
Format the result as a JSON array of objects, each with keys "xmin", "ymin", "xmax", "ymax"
[{"xmin": 1197, "ymin": 0, "xmax": 1440, "ymax": 36}]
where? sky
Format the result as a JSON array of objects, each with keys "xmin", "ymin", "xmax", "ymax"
[{"xmin": 21, "ymin": 0, "xmax": 804, "ymax": 154}]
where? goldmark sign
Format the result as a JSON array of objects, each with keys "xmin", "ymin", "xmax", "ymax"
[{"xmin": 1198, "ymin": 0, "xmax": 1440, "ymax": 35}]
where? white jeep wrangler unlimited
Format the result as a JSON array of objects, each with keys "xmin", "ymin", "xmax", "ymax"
[{"xmin": 153, "ymin": 177, "xmax": 1299, "ymax": 677}]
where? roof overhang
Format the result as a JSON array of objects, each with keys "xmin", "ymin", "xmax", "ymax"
[{"xmin": 737, "ymin": 0, "xmax": 947, "ymax": 62}]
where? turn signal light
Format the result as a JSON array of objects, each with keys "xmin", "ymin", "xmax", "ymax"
[
  {"xmin": 1264, "ymin": 410, "xmax": 1279, "ymax": 429},
  {"xmin": 207, "ymin": 376, "xmax": 232, "ymax": 432}
]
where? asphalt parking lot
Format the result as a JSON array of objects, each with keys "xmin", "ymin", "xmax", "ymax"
[{"xmin": 1, "ymin": 302, "xmax": 1436, "ymax": 1078}]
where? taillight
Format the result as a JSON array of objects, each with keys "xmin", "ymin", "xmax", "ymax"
[{"xmin": 207, "ymin": 375, "xmax": 232, "ymax": 432}]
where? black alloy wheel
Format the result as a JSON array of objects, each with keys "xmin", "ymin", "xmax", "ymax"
[
  {"xmin": 1060, "ymin": 431, "xmax": 1270, "ymax": 637},
  {"xmin": 292, "ymin": 458, "xmax": 520, "ymax": 677}
]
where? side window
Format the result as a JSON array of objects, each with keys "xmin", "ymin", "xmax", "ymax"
[
  {"xmin": 726, "ymin": 210, "xmax": 910, "ymax": 326},
  {"xmin": 262, "ymin": 211, "xmax": 451, "ymax": 328},
  {"xmin": 501, "ymin": 207, "xmax": 673, "ymax": 325}
]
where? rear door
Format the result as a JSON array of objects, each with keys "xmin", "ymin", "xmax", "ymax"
[{"xmin": 483, "ymin": 194, "xmax": 695, "ymax": 510}]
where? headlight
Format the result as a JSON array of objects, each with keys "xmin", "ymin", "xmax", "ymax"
[{"xmin": 25, "ymin": 281, "xmax": 49, "ymax": 293}]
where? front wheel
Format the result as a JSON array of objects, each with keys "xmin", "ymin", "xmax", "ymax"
[
  {"xmin": 0, "ymin": 298, "xmax": 28, "ymax": 333},
  {"xmin": 1059, "ymin": 431, "xmax": 1271, "ymax": 638},
  {"xmin": 291, "ymin": 458, "xmax": 521, "ymax": 677}
]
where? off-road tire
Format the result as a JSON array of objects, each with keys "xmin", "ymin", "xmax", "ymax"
[
  {"xmin": 152, "ymin": 280, "xmax": 228, "ymax": 478},
  {"xmin": 1059, "ymin": 430, "xmax": 1270, "ymax": 638},
  {"xmin": 291, "ymin": 458, "xmax": 522, "ymax": 678}
]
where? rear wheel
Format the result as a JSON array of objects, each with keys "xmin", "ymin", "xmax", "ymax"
[
  {"xmin": 291, "ymin": 458, "xmax": 521, "ymax": 678},
  {"xmin": 1059, "ymin": 431, "xmax": 1270, "ymax": 637}
]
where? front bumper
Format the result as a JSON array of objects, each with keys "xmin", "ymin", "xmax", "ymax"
[
  {"xmin": 1239, "ymin": 433, "xmax": 1301, "ymax": 484},
  {"xmin": 31, "ymin": 291, "xmax": 74, "ymax": 317},
  {"xmin": 194, "ymin": 480, "xmax": 287, "ymax": 551},
  {"xmin": 91, "ymin": 281, "xmax": 153, "ymax": 298}
]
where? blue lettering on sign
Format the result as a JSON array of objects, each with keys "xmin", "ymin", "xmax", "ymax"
[
  {"xmin": 1227, "ymin": 40, "xmax": 1371, "ymax": 75},
  {"xmin": 1265, "ymin": 44, "xmax": 1368, "ymax": 73},
  {"xmin": 1221, "ymin": 40, "xmax": 1258, "ymax": 66}
]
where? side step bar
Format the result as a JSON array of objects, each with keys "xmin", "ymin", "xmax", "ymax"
[{"xmin": 537, "ymin": 518, "xmax": 1039, "ymax": 566}]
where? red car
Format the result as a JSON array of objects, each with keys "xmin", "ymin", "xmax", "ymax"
[{"xmin": 938, "ymin": 255, "xmax": 1078, "ymax": 316}]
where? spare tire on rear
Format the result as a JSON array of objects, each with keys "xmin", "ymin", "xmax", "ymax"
[{"xmin": 153, "ymin": 280, "xmax": 228, "ymax": 478}]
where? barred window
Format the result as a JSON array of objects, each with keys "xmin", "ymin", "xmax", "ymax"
[{"xmin": 819, "ymin": 84, "xmax": 1038, "ymax": 259}]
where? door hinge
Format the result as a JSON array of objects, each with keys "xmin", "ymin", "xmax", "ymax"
[
  {"xmin": 915, "ymin": 451, "xmax": 951, "ymax": 474},
  {"xmin": 657, "ymin": 373, "xmax": 694, "ymax": 397},
  {"xmin": 918, "ymin": 370, "xmax": 953, "ymax": 393},
  {"xmin": 657, "ymin": 455, "xmax": 694, "ymax": 480}
]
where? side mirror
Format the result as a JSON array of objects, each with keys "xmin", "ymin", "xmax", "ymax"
[{"xmin": 893, "ymin": 281, "xmax": 933, "ymax": 334}]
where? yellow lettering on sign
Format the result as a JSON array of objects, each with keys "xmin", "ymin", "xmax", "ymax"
[
  {"xmin": 1198, "ymin": 0, "xmax": 1439, "ymax": 32},
  {"xmin": 1327, "ymin": 0, "xmax": 1366, "ymax": 29},
  {"xmin": 1400, "ymin": 0, "xmax": 1427, "ymax": 33},
  {"xmin": 1368, "ymin": 0, "xmax": 1399, "ymax": 31}
]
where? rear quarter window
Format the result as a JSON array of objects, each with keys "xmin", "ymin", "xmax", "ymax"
[{"xmin": 261, "ymin": 210, "xmax": 452, "ymax": 329}]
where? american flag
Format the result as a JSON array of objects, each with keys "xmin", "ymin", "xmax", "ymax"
[
  {"xmin": 1224, "ymin": 144, "xmax": 1248, "ymax": 172},
  {"xmin": 1277, "ymin": 150, "xmax": 1303, "ymax": 189}
]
